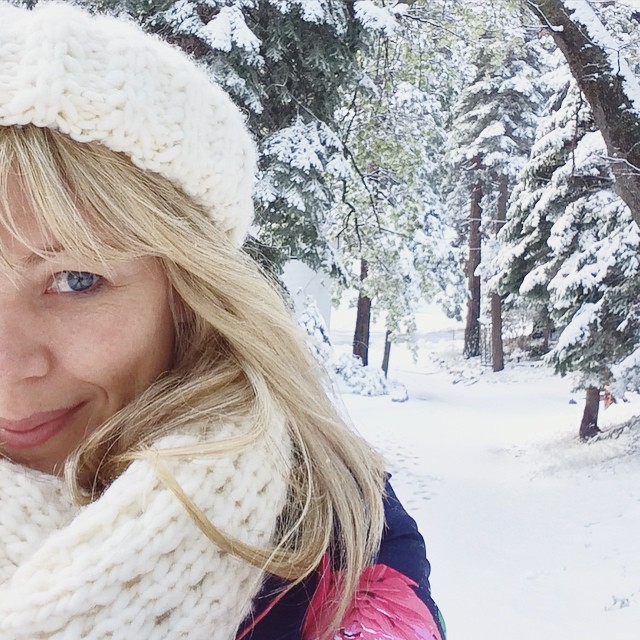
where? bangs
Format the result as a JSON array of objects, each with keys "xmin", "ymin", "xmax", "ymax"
[{"xmin": 0, "ymin": 125, "xmax": 169, "ymax": 277}]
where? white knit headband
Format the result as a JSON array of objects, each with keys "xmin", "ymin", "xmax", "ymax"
[{"xmin": 0, "ymin": 2, "xmax": 256, "ymax": 246}]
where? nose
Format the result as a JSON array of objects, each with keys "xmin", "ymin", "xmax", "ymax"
[{"xmin": 0, "ymin": 305, "xmax": 52, "ymax": 384}]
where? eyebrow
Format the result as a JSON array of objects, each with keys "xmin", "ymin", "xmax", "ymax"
[{"xmin": 20, "ymin": 245, "xmax": 66, "ymax": 267}]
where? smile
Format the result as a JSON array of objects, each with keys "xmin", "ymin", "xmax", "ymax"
[{"xmin": 0, "ymin": 403, "xmax": 85, "ymax": 450}]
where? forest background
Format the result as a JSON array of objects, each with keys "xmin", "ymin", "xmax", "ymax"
[{"xmin": 34, "ymin": 0, "xmax": 640, "ymax": 442}]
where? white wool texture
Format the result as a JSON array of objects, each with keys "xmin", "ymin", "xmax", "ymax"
[
  {"xmin": 0, "ymin": 417, "xmax": 291, "ymax": 639},
  {"xmin": 0, "ymin": 2, "xmax": 257, "ymax": 246}
]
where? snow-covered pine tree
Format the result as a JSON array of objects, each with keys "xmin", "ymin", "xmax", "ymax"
[
  {"xmin": 541, "ymin": 7, "xmax": 640, "ymax": 439},
  {"xmin": 492, "ymin": 67, "xmax": 640, "ymax": 439},
  {"xmin": 489, "ymin": 69, "xmax": 593, "ymax": 355},
  {"xmin": 445, "ymin": 33, "xmax": 548, "ymax": 360},
  {"xmin": 493, "ymin": 0, "xmax": 640, "ymax": 311},
  {"xmin": 543, "ymin": 126, "xmax": 640, "ymax": 438}
]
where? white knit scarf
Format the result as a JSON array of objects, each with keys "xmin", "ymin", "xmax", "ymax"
[{"xmin": 0, "ymin": 416, "xmax": 291, "ymax": 640}]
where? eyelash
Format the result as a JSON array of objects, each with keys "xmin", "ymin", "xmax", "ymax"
[{"xmin": 47, "ymin": 271, "xmax": 106, "ymax": 296}]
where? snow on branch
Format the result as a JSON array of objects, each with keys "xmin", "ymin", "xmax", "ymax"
[
  {"xmin": 201, "ymin": 6, "xmax": 261, "ymax": 56},
  {"xmin": 561, "ymin": 0, "xmax": 640, "ymax": 116},
  {"xmin": 527, "ymin": 0, "xmax": 640, "ymax": 225},
  {"xmin": 354, "ymin": 0, "xmax": 398, "ymax": 36}
]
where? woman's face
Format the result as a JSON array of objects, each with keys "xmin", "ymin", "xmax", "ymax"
[{"xmin": 0, "ymin": 174, "xmax": 176, "ymax": 474}]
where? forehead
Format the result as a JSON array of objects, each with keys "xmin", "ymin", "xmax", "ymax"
[
  {"xmin": 0, "ymin": 171, "xmax": 59, "ymax": 253},
  {"xmin": 0, "ymin": 172, "xmax": 103, "ymax": 284},
  {"xmin": 0, "ymin": 141, "xmax": 160, "ymax": 274}
]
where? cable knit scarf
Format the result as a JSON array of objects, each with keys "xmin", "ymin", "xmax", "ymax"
[{"xmin": 0, "ymin": 416, "xmax": 291, "ymax": 640}]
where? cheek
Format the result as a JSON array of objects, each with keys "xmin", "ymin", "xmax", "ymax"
[{"xmin": 52, "ymin": 302, "xmax": 175, "ymax": 402}]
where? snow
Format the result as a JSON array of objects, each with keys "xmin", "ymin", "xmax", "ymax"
[
  {"xmin": 549, "ymin": 299, "xmax": 601, "ymax": 358},
  {"xmin": 271, "ymin": 0, "xmax": 326, "ymax": 23},
  {"xmin": 262, "ymin": 121, "xmax": 325, "ymax": 173},
  {"xmin": 477, "ymin": 121, "xmax": 506, "ymax": 141},
  {"xmin": 200, "ymin": 6, "xmax": 261, "ymax": 55},
  {"xmin": 563, "ymin": 0, "xmax": 640, "ymax": 116},
  {"xmin": 500, "ymin": 74, "xmax": 535, "ymax": 95},
  {"xmin": 354, "ymin": 0, "xmax": 398, "ymax": 36},
  {"xmin": 331, "ymin": 304, "xmax": 640, "ymax": 640},
  {"xmin": 519, "ymin": 262, "xmax": 552, "ymax": 294}
]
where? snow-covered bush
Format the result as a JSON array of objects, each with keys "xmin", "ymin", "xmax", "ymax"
[
  {"xmin": 296, "ymin": 294, "xmax": 332, "ymax": 362},
  {"xmin": 297, "ymin": 296, "xmax": 387, "ymax": 396},
  {"xmin": 331, "ymin": 351, "xmax": 388, "ymax": 396}
]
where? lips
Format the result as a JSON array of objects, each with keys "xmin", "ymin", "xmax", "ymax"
[{"xmin": 0, "ymin": 403, "xmax": 85, "ymax": 450}]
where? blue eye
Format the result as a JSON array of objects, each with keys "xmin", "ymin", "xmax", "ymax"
[{"xmin": 49, "ymin": 271, "xmax": 103, "ymax": 294}]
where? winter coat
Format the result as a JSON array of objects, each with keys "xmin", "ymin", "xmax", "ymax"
[{"xmin": 238, "ymin": 481, "xmax": 446, "ymax": 640}]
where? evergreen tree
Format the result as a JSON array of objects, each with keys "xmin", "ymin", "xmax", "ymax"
[
  {"xmin": 527, "ymin": 1, "xmax": 640, "ymax": 224},
  {"xmin": 445, "ymin": 33, "xmax": 548, "ymax": 359},
  {"xmin": 329, "ymin": 16, "xmax": 461, "ymax": 364},
  {"xmin": 492, "ymin": 70, "xmax": 640, "ymax": 437},
  {"xmin": 490, "ymin": 73, "xmax": 593, "ymax": 350},
  {"xmin": 71, "ymin": 0, "xmax": 398, "ymax": 271},
  {"xmin": 543, "ymin": 129, "xmax": 638, "ymax": 382}
]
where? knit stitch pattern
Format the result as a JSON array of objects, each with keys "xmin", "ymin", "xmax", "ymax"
[
  {"xmin": 0, "ymin": 416, "xmax": 291, "ymax": 640},
  {"xmin": 0, "ymin": 2, "xmax": 257, "ymax": 246}
]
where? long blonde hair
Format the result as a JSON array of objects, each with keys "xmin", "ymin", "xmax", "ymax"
[{"xmin": 0, "ymin": 125, "xmax": 386, "ymax": 635}]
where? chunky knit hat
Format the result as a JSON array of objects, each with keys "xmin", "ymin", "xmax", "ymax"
[{"xmin": 0, "ymin": 2, "xmax": 256, "ymax": 246}]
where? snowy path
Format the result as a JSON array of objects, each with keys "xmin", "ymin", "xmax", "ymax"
[{"xmin": 341, "ymin": 347, "xmax": 640, "ymax": 640}]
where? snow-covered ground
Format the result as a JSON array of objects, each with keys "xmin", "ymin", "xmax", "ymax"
[{"xmin": 332, "ymin": 305, "xmax": 640, "ymax": 640}]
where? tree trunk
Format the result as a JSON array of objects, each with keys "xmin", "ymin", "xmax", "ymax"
[
  {"xmin": 579, "ymin": 385, "xmax": 602, "ymax": 440},
  {"xmin": 527, "ymin": 0, "xmax": 640, "ymax": 225},
  {"xmin": 542, "ymin": 317, "xmax": 551, "ymax": 353},
  {"xmin": 464, "ymin": 180, "xmax": 482, "ymax": 358},
  {"xmin": 490, "ymin": 295, "xmax": 503, "ymax": 370},
  {"xmin": 381, "ymin": 329, "xmax": 392, "ymax": 377},
  {"xmin": 353, "ymin": 258, "xmax": 371, "ymax": 366},
  {"xmin": 491, "ymin": 174, "xmax": 509, "ymax": 372}
]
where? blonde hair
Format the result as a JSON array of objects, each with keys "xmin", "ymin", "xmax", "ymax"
[{"xmin": 0, "ymin": 125, "xmax": 386, "ymax": 636}]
